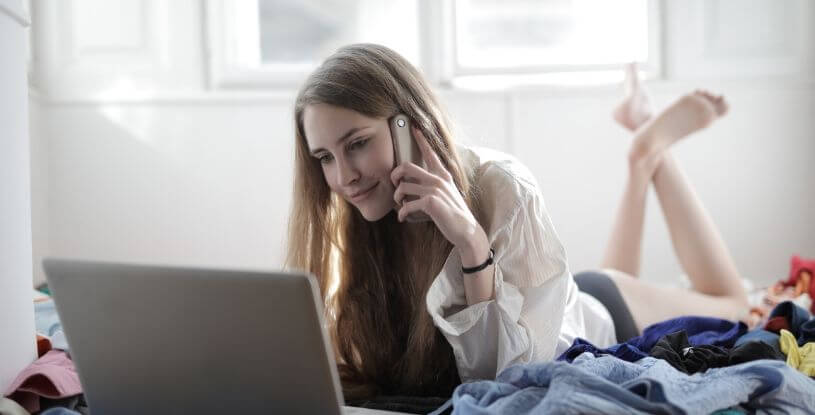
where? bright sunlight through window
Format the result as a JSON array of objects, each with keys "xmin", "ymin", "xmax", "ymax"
[
  {"xmin": 212, "ymin": 0, "xmax": 656, "ymax": 89},
  {"xmin": 454, "ymin": 0, "xmax": 650, "ymax": 71}
]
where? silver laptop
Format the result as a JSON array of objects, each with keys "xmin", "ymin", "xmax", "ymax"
[{"xmin": 43, "ymin": 258, "xmax": 354, "ymax": 415}]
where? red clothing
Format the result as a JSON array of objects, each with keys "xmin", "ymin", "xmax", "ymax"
[{"xmin": 783, "ymin": 255, "xmax": 815, "ymax": 314}]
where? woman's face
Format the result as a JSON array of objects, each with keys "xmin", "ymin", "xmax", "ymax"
[{"xmin": 303, "ymin": 103, "xmax": 397, "ymax": 221}]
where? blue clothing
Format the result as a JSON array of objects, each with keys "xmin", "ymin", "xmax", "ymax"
[
  {"xmin": 765, "ymin": 300, "xmax": 815, "ymax": 345},
  {"xmin": 767, "ymin": 301, "xmax": 811, "ymax": 340},
  {"xmin": 800, "ymin": 317, "xmax": 815, "ymax": 344},
  {"xmin": 557, "ymin": 338, "xmax": 648, "ymax": 363},
  {"xmin": 735, "ymin": 301, "xmax": 815, "ymax": 352},
  {"xmin": 734, "ymin": 330, "xmax": 781, "ymax": 355},
  {"xmin": 39, "ymin": 409, "xmax": 81, "ymax": 415},
  {"xmin": 630, "ymin": 316, "xmax": 747, "ymax": 350},
  {"xmin": 448, "ymin": 353, "xmax": 815, "ymax": 414},
  {"xmin": 558, "ymin": 316, "xmax": 747, "ymax": 363}
]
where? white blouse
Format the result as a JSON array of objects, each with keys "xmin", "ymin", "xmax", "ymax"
[{"xmin": 425, "ymin": 145, "xmax": 616, "ymax": 382}]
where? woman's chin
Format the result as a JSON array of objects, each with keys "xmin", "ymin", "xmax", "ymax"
[{"xmin": 356, "ymin": 204, "xmax": 392, "ymax": 222}]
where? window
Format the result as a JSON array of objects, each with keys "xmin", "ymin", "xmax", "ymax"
[
  {"xmin": 205, "ymin": 0, "xmax": 659, "ymax": 89},
  {"xmin": 442, "ymin": 0, "xmax": 661, "ymax": 86},
  {"xmin": 205, "ymin": 0, "xmax": 419, "ymax": 89}
]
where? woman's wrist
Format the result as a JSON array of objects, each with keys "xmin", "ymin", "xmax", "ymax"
[
  {"xmin": 458, "ymin": 226, "xmax": 490, "ymax": 269},
  {"xmin": 459, "ymin": 226, "xmax": 495, "ymax": 304}
]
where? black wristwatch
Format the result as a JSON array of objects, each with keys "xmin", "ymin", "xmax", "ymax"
[{"xmin": 462, "ymin": 248, "xmax": 495, "ymax": 274}]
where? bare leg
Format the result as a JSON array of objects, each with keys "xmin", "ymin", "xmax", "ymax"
[
  {"xmin": 605, "ymin": 69, "xmax": 744, "ymax": 294},
  {"xmin": 616, "ymin": 146, "xmax": 750, "ymax": 329},
  {"xmin": 605, "ymin": 268, "xmax": 748, "ymax": 331},
  {"xmin": 625, "ymin": 90, "xmax": 746, "ymax": 302},
  {"xmin": 602, "ymin": 70, "xmax": 748, "ymax": 328},
  {"xmin": 651, "ymin": 152, "xmax": 746, "ymax": 299},
  {"xmin": 599, "ymin": 150, "xmax": 650, "ymax": 276},
  {"xmin": 601, "ymin": 63, "xmax": 653, "ymax": 276}
]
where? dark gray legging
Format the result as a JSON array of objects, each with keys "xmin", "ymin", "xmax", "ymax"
[{"xmin": 573, "ymin": 270, "xmax": 640, "ymax": 343}]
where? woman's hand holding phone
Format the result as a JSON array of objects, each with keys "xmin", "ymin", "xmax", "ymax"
[
  {"xmin": 390, "ymin": 115, "xmax": 429, "ymax": 223},
  {"xmin": 390, "ymin": 126, "xmax": 489, "ymax": 260}
]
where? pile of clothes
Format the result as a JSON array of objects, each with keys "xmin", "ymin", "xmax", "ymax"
[
  {"xmin": 2, "ymin": 295, "xmax": 86, "ymax": 415},
  {"xmin": 437, "ymin": 255, "xmax": 815, "ymax": 415},
  {"xmin": 745, "ymin": 255, "xmax": 815, "ymax": 328},
  {"xmin": 439, "ymin": 300, "xmax": 815, "ymax": 414}
]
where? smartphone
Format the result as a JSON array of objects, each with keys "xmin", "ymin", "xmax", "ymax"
[{"xmin": 389, "ymin": 114, "xmax": 430, "ymax": 223}]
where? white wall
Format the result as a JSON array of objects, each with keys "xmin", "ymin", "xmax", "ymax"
[
  {"xmin": 37, "ymin": 100, "xmax": 294, "ymax": 271},
  {"xmin": 28, "ymin": 0, "xmax": 815, "ymax": 289},
  {"xmin": 1, "ymin": 0, "xmax": 37, "ymax": 392}
]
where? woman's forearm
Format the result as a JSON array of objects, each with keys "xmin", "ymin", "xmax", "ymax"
[{"xmin": 459, "ymin": 227, "xmax": 495, "ymax": 305}]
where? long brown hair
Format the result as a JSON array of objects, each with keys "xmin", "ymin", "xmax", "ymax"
[{"xmin": 286, "ymin": 44, "xmax": 479, "ymax": 399}]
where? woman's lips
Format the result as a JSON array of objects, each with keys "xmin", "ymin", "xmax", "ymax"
[{"xmin": 349, "ymin": 182, "xmax": 378, "ymax": 203}]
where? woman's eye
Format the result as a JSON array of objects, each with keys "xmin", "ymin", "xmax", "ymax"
[
  {"xmin": 348, "ymin": 138, "xmax": 369, "ymax": 151},
  {"xmin": 318, "ymin": 153, "xmax": 334, "ymax": 164}
]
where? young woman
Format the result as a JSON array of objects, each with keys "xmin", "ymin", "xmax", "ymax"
[{"xmin": 285, "ymin": 44, "xmax": 749, "ymax": 400}]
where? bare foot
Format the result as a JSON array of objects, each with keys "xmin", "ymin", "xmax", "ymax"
[
  {"xmin": 629, "ymin": 90, "xmax": 728, "ymax": 172},
  {"xmin": 613, "ymin": 63, "xmax": 653, "ymax": 132},
  {"xmin": 694, "ymin": 89, "xmax": 729, "ymax": 117}
]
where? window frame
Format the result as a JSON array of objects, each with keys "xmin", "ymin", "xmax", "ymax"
[
  {"xmin": 422, "ymin": 0, "xmax": 664, "ymax": 85},
  {"xmin": 204, "ymin": 0, "xmax": 313, "ymax": 89},
  {"xmin": 205, "ymin": 0, "xmax": 664, "ymax": 90}
]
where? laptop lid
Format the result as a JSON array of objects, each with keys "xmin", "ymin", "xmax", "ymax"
[{"xmin": 43, "ymin": 258, "xmax": 344, "ymax": 415}]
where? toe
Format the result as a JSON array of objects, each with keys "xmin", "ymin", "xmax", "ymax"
[{"xmin": 715, "ymin": 98, "xmax": 729, "ymax": 116}]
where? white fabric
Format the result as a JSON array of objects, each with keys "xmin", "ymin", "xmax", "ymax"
[{"xmin": 425, "ymin": 145, "xmax": 616, "ymax": 382}]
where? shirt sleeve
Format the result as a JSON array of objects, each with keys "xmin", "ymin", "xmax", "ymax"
[{"xmin": 425, "ymin": 180, "xmax": 573, "ymax": 382}]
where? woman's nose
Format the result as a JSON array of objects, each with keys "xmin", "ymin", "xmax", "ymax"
[{"xmin": 336, "ymin": 157, "xmax": 360, "ymax": 186}]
